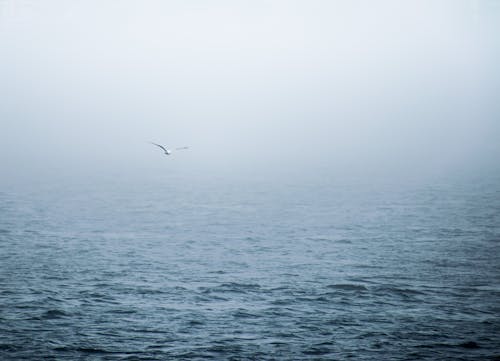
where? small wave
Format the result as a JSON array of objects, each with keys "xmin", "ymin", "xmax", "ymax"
[
  {"xmin": 220, "ymin": 282, "xmax": 261, "ymax": 290},
  {"xmin": 347, "ymin": 277, "xmax": 379, "ymax": 284},
  {"xmin": 458, "ymin": 341, "xmax": 480, "ymax": 349},
  {"xmin": 0, "ymin": 344, "xmax": 18, "ymax": 351},
  {"xmin": 54, "ymin": 345, "xmax": 131, "ymax": 355},
  {"xmin": 75, "ymin": 347, "xmax": 111, "ymax": 354},
  {"xmin": 40, "ymin": 309, "xmax": 70, "ymax": 319},
  {"xmin": 325, "ymin": 317, "xmax": 360, "ymax": 326},
  {"xmin": 109, "ymin": 308, "xmax": 137, "ymax": 315},
  {"xmin": 200, "ymin": 282, "xmax": 261, "ymax": 295},
  {"xmin": 233, "ymin": 309, "xmax": 259, "ymax": 319},
  {"xmin": 307, "ymin": 237, "xmax": 332, "ymax": 242},
  {"xmin": 415, "ymin": 341, "xmax": 480, "ymax": 349},
  {"xmin": 273, "ymin": 331, "xmax": 303, "ymax": 339},
  {"xmin": 79, "ymin": 291, "xmax": 118, "ymax": 303},
  {"xmin": 302, "ymin": 345, "xmax": 332, "ymax": 356},
  {"xmin": 327, "ymin": 284, "xmax": 368, "ymax": 291},
  {"xmin": 130, "ymin": 328, "xmax": 169, "ymax": 334},
  {"xmin": 187, "ymin": 319, "xmax": 205, "ymax": 326},
  {"xmin": 209, "ymin": 270, "xmax": 226, "ymax": 274},
  {"xmin": 134, "ymin": 287, "xmax": 166, "ymax": 295},
  {"xmin": 270, "ymin": 298, "xmax": 293, "ymax": 306},
  {"xmin": 354, "ymin": 264, "xmax": 383, "ymax": 269},
  {"xmin": 374, "ymin": 285, "xmax": 426, "ymax": 297}
]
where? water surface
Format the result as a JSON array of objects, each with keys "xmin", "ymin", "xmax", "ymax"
[{"xmin": 1, "ymin": 174, "xmax": 499, "ymax": 360}]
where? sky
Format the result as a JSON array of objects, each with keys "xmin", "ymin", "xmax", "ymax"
[{"xmin": 1, "ymin": 0, "xmax": 499, "ymax": 182}]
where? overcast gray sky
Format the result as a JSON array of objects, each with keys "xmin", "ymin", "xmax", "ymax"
[{"xmin": 1, "ymin": 0, "xmax": 499, "ymax": 182}]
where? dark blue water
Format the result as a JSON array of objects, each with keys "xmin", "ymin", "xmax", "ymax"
[{"xmin": 1, "ymin": 174, "xmax": 499, "ymax": 360}]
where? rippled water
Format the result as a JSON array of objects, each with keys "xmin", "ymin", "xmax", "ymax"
[{"xmin": 1, "ymin": 175, "xmax": 499, "ymax": 360}]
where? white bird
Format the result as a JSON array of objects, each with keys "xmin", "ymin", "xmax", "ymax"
[{"xmin": 150, "ymin": 142, "xmax": 189, "ymax": 156}]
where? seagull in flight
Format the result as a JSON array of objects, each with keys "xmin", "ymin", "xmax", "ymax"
[{"xmin": 150, "ymin": 142, "xmax": 189, "ymax": 156}]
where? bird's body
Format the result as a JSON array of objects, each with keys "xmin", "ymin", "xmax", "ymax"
[{"xmin": 150, "ymin": 142, "xmax": 188, "ymax": 156}]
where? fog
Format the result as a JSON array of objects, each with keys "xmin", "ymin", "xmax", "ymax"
[{"xmin": 1, "ymin": 0, "xmax": 499, "ymax": 183}]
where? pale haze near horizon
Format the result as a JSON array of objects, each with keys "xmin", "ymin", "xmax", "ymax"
[{"xmin": 1, "ymin": 0, "xmax": 499, "ymax": 183}]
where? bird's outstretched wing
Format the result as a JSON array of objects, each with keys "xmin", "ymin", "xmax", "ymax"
[
  {"xmin": 151, "ymin": 142, "xmax": 167, "ymax": 152},
  {"xmin": 176, "ymin": 146, "xmax": 189, "ymax": 150}
]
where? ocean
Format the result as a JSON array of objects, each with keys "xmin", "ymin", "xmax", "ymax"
[{"xmin": 1, "ymin": 173, "xmax": 499, "ymax": 360}]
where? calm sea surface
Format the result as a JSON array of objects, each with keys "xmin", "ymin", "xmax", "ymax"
[{"xmin": 1, "ymin": 174, "xmax": 499, "ymax": 360}]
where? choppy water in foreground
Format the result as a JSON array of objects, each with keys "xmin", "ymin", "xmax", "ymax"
[{"xmin": 1, "ymin": 175, "xmax": 499, "ymax": 360}]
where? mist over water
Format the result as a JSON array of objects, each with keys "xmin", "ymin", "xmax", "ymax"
[
  {"xmin": 1, "ymin": 0, "xmax": 500, "ymax": 180},
  {"xmin": 1, "ymin": 1, "xmax": 500, "ymax": 360}
]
